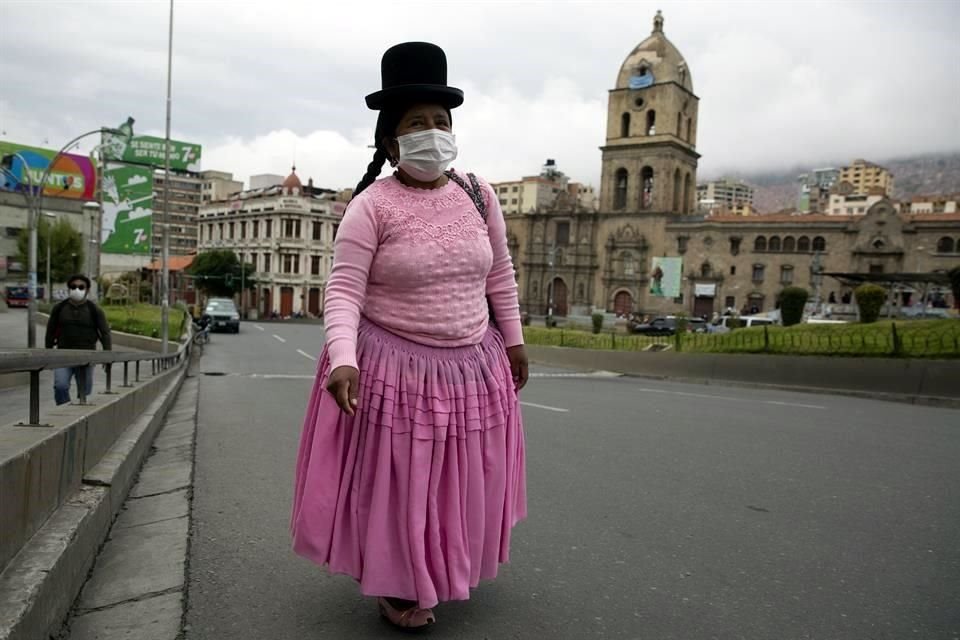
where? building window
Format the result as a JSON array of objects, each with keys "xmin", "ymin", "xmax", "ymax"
[
  {"xmin": 869, "ymin": 264, "xmax": 884, "ymax": 274},
  {"xmin": 283, "ymin": 254, "xmax": 298, "ymax": 274},
  {"xmin": 701, "ymin": 262, "xmax": 712, "ymax": 278},
  {"xmin": 646, "ymin": 109, "xmax": 656, "ymax": 135},
  {"xmin": 218, "ymin": 222, "xmax": 224, "ymax": 240},
  {"xmin": 556, "ymin": 222, "xmax": 570, "ymax": 245},
  {"xmin": 780, "ymin": 265, "xmax": 794, "ymax": 284},
  {"xmin": 724, "ymin": 295, "xmax": 735, "ymax": 309},
  {"xmin": 252, "ymin": 221, "xmax": 259, "ymax": 238},
  {"xmin": 812, "ymin": 236, "xmax": 826, "ymax": 252},
  {"xmin": 672, "ymin": 168, "xmax": 681, "ymax": 212},
  {"xmin": 265, "ymin": 220, "xmax": 272, "ymax": 238},
  {"xmin": 729, "ymin": 236, "xmax": 741, "ymax": 255},
  {"xmin": 752, "ymin": 264, "xmax": 765, "ymax": 282},
  {"xmin": 768, "ymin": 236, "xmax": 781, "ymax": 252},
  {"xmin": 614, "ymin": 168, "xmax": 628, "ymax": 210},
  {"xmin": 754, "ymin": 236, "xmax": 767, "ymax": 252},
  {"xmin": 677, "ymin": 236, "xmax": 688, "ymax": 254},
  {"xmin": 500, "ymin": 199, "xmax": 507, "ymax": 206},
  {"xmin": 250, "ymin": 252, "xmax": 258, "ymax": 271},
  {"xmin": 783, "ymin": 236, "xmax": 795, "ymax": 252},
  {"xmin": 512, "ymin": 186, "xmax": 518, "ymax": 193},
  {"xmin": 240, "ymin": 221, "xmax": 247, "ymax": 239},
  {"xmin": 936, "ymin": 236, "xmax": 955, "ymax": 253},
  {"xmin": 511, "ymin": 198, "xmax": 518, "ymax": 204},
  {"xmin": 332, "ymin": 223, "xmax": 339, "ymax": 240},
  {"xmin": 730, "ymin": 265, "xmax": 736, "ymax": 275},
  {"xmin": 312, "ymin": 222, "xmax": 323, "ymax": 241},
  {"xmin": 621, "ymin": 112, "xmax": 630, "ymax": 137},
  {"xmin": 676, "ymin": 112, "xmax": 683, "ymax": 137},
  {"xmin": 686, "ymin": 117, "xmax": 692, "ymax": 142},
  {"xmin": 311, "ymin": 255, "xmax": 321, "ymax": 275},
  {"xmin": 640, "ymin": 166, "xmax": 654, "ymax": 209},
  {"xmin": 797, "ymin": 236, "xmax": 810, "ymax": 252},
  {"xmin": 684, "ymin": 172, "xmax": 692, "ymax": 213},
  {"xmin": 263, "ymin": 254, "xmax": 271, "ymax": 273},
  {"xmin": 621, "ymin": 251, "xmax": 635, "ymax": 276},
  {"xmin": 229, "ymin": 222, "xmax": 236, "ymax": 239}
]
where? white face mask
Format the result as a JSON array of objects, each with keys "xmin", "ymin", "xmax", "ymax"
[
  {"xmin": 69, "ymin": 287, "xmax": 87, "ymax": 302},
  {"xmin": 396, "ymin": 129, "xmax": 458, "ymax": 182}
]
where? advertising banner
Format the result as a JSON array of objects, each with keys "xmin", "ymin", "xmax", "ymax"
[
  {"xmin": 101, "ymin": 164, "xmax": 153, "ymax": 255},
  {"xmin": 102, "ymin": 134, "xmax": 201, "ymax": 172},
  {"xmin": 649, "ymin": 257, "xmax": 683, "ymax": 298},
  {"xmin": 0, "ymin": 141, "xmax": 97, "ymax": 200}
]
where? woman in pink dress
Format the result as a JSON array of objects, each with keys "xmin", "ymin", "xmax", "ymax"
[{"xmin": 291, "ymin": 42, "xmax": 528, "ymax": 630}]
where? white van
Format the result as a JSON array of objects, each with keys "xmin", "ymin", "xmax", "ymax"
[{"xmin": 710, "ymin": 315, "xmax": 777, "ymax": 333}]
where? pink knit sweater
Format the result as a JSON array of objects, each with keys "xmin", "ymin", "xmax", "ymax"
[{"xmin": 324, "ymin": 172, "xmax": 524, "ymax": 371}]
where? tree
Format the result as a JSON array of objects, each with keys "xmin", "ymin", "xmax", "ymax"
[
  {"xmin": 779, "ymin": 286, "xmax": 809, "ymax": 327},
  {"xmin": 854, "ymin": 283, "xmax": 887, "ymax": 324},
  {"xmin": 949, "ymin": 266, "xmax": 960, "ymax": 311},
  {"xmin": 189, "ymin": 249, "xmax": 256, "ymax": 298},
  {"xmin": 16, "ymin": 217, "xmax": 85, "ymax": 284}
]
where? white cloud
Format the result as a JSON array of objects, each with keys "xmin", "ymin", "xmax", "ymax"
[{"xmin": 1, "ymin": 0, "xmax": 957, "ymax": 190}]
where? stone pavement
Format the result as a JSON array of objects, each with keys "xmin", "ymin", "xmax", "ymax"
[{"xmin": 62, "ymin": 377, "xmax": 198, "ymax": 640}]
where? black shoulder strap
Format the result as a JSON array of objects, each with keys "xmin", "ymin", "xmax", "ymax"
[
  {"xmin": 50, "ymin": 300, "xmax": 64, "ymax": 327},
  {"xmin": 444, "ymin": 170, "xmax": 487, "ymax": 222}
]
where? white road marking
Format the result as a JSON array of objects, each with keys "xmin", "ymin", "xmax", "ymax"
[
  {"xmin": 297, "ymin": 349, "xmax": 317, "ymax": 361},
  {"xmin": 272, "ymin": 334, "xmax": 286, "ymax": 343},
  {"xmin": 249, "ymin": 374, "xmax": 314, "ymax": 379},
  {"xmin": 530, "ymin": 371, "xmax": 622, "ymax": 378},
  {"xmin": 254, "ymin": 324, "xmax": 264, "ymax": 331},
  {"xmin": 520, "ymin": 401, "xmax": 570, "ymax": 413},
  {"xmin": 634, "ymin": 387, "xmax": 827, "ymax": 410}
]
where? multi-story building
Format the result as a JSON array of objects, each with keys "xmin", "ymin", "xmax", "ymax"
[
  {"xmin": 197, "ymin": 168, "xmax": 344, "ymax": 318},
  {"xmin": 909, "ymin": 194, "xmax": 959, "ymax": 214},
  {"xmin": 501, "ymin": 11, "xmax": 960, "ymax": 319},
  {"xmin": 152, "ymin": 170, "xmax": 203, "ymax": 256},
  {"xmin": 839, "ymin": 159, "xmax": 894, "ymax": 196},
  {"xmin": 696, "ymin": 178, "xmax": 754, "ymax": 214},
  {"xmin": 797, "ymin": 167, "xmax": 840, "ymax": 213},
  {"xmin": 491, "ymin": 159, "xmax": 597, "ymax": 214},
  {"xmin": 201, "ymin": 170, "xmax": 243, "ymax": 203}
]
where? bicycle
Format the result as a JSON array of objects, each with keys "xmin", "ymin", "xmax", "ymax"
[{"xmin": 193, "ymin": 319, "xmax": 211, "ymax": 347}]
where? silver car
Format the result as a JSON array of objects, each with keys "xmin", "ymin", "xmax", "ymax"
[{"xmin": 204, "ymin": 298, "xmax": 240, "ymax": 333}]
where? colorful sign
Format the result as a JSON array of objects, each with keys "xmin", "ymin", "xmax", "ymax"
[
  {"xmin": 649, "ymin": 257, "xmax": 682, "ymax": 298},
  {"xmin": 102, "ymin": 134, "xmax": 201, "ymax": 172},
  {"xmin": 101, "ymin": 164, "xmax": 153, "ymax": 255},
  {"xmin": 0, "ymin": 141, "xmax": 97, "ymax": 200}
]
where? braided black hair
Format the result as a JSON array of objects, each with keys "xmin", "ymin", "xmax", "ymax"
[
  {"xmin": 353, "ymin": 108, "xmax": 404, "ymax": 198},
  {"xmin": 352, "ymin": 105, "xmax": 455, "ymax": 199}
]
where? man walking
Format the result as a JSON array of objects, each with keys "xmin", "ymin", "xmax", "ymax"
[{"xmin": 44, "ymin": 274, "xmax": 112, "ymax": 405}]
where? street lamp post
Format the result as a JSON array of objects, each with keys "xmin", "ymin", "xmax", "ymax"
[
  {"xmin": 41, "ymin": 212, "xmax": 56, "ymax": 302},
  {"xmin": 546, "ymin": 245, "xmax": 557, "ymax": 326},
  {"xmin": 1, "ymin": 120, "xmax": 134, "ymax": 347}
]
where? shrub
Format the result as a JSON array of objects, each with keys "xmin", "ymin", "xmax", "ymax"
[
  {"xmin": 855, "ymin": 284, "xmax": 887, "ymax": 323},
  {"xmin": 779, "ymin": 286, "xmax": 809, "ymax": 327},
  {"xmin": 674, "ymin": 312, "xmax": 689, "ymax": 334},
  {"xmin": 591, "ymin": 312, "xmax": 604, "ymax": 334}
]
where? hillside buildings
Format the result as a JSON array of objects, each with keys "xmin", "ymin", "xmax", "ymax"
[
  {"xmin": 696, "ymin": 178, "xmax": 754, "ymax": 215},
  {"xmin": 491, "ymin": 160, "xmax": 597, "ymax": 215}
]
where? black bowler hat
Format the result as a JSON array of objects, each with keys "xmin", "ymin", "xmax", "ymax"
[{"xmin": 365, "ymin": 42, "xmax": 464, "ymax": 111}]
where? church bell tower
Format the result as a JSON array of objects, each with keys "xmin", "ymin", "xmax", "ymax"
[{"xmin": 599, "ymin": 10, "xmax": 700, "ymax": 214}]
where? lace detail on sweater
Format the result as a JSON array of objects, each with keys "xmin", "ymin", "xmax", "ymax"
[{"xmin": 370, "ymin": 181, "xmax": 487, "ymax": 248}]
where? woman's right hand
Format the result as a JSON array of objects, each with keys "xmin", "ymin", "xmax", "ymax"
[{"xmin": 326, "ymin": 366, "xmax": 360, "ymax": 416}]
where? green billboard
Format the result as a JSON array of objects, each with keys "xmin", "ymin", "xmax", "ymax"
[
  {"xmin": 102, "ymin": 134, "xmax": 201, "ymax": 172},
  {"xmin": 101, "ymin": 164, "xmax": 153, "ymax": 255}
]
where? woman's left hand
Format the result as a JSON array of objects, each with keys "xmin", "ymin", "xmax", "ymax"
[{"xmin": 506, "ymin": 345, "xmax": 529, "ymax": 391}]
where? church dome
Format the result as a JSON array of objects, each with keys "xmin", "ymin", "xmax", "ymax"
[
  {"xmin": 615, "ymin": 11, "xmax": 693, "ymax": 93},
  {"xmin": 282, "ymin": 166, "xmax": 302, "ymax": 191}
]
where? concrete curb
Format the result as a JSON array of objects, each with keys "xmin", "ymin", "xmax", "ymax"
[
  {"xmin": 0, "ymin": 364, "xmax": 187, "ymax": 640},
  {"xmin": 525, "ymin": 345, "xmax": 960, "ymax": 409}
]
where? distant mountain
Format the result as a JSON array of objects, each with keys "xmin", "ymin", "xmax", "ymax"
[{"xmin": 716, "ymin": 152, "xmax": 960, "ymax": 213}]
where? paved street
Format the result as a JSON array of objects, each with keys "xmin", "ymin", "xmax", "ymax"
[{"xmin": 185, "ymin": 321, "xmax": 960, "ymax": 639}]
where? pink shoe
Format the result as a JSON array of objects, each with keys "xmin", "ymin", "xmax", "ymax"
[{"xmin": 377, "ymin": 597, "xmax": 436, "ymax": 630}]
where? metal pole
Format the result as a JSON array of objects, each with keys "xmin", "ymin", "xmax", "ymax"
[
  {"xmin": 27, "ymin": 192, "xmax": 38, "ymax": 348},
  {"xmin": 46, "ymin": 228, "xmax": 51, "ymax": 302},
  {"xmin": 160, "ymin": 0, "xmax": 174, "ymax": 356},
  {"xmin": 241, "ymin": 254, "xmax": 246, "ymax": 319}
]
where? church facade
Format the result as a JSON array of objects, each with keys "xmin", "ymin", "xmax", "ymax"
[{"xmin": 503, "ymin": 11, "xmax": 960, "ymax": 318}]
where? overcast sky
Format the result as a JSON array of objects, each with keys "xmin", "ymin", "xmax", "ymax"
[{"xmin": 1, "ymin": 0, "xmax": 958, "ymax": 191}]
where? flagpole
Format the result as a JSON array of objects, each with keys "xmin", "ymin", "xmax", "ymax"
[{"xmin": 161, "ymin": 0, "xmax": 174, "ymax": 355}]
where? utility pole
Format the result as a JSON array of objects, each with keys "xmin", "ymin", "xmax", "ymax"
[{"xmin": 160, "ymin": 0, "xmax": 174, "ymax": 355}]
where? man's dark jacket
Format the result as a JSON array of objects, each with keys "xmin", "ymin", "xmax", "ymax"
[{"xmin": 45, "ymin": 300, "xmax": 112, "ymax": 351}]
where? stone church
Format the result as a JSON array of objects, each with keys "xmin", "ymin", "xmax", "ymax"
[{"xmin": 504, "ymin": 11, "xmax": 960, "ymax": 319}]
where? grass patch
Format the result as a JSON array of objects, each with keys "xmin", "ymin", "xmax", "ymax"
[
  {"xmin": 523, "ymin": 319, "xmax": 960, "ymax": 358},
  {"xmin": 39, "ymin": 301, "xmax": 187, "ymax": 340}
]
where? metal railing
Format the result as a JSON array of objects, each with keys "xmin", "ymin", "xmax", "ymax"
[{"xmin": 0, "ymin": 339, "xmax": 191, "ymax": 426}]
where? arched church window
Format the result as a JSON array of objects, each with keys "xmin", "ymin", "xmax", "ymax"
[
  {"xmin": 936, "ymin": 236, "xmax": 955, "ymax": 253},
  {"xmin": 812, "ymin": 236, "xmax": 826, "ymax": 252},
  {"xmin": 797, "ymin": 236, "xmax": 811, "ymax": 252},
  {"xmin": 683, "ymin": 172, "xmax": 692, "ymax": 214},
  {"xmin": 614, "ymin": 169, "xmax": 628, "ymax": 210},
  {"xmin": 676, "ymin": 112, "xmax": 682, "ymax": 137},
  {"xmin": 701, "ymin": 262, "xmax": 712, "ymax": 278},
  {"xmin": 686, "ymin": 117, "xmax": 692, "ymax": 142},
  {"xmin": 672, "ymin": 168, "xmax": 681, "ymax": 212},
  {"xmin": 768, "ymin": 236, "xmax": 781, "ymax": 252},
  {"xmin": 646, "ymin": 110, "xmax": 656, "ymax": 135},
  {"xmin": 783, "ymin": 236, "xmax": 796, "ymax": 252},
  {"xmin": 640, "ymin": 166, "xmax": 654, "ymax": 209},
  {"xmin": 621, "ymin": 112, "xmax": 630, "ymax": 138},
  {"xmin": 754, "ymin": 236, "xmax": 767, "ymax": 252}
]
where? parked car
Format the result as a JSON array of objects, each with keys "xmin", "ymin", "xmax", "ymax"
[
  {"xmin": 630, "ymin": 317, "xmax": 676, "ymax": 336},
  {"xmin": 686, "ymin": 318, "xmax": 709, "ymax": 333},
  {"xmin": 204, "ymin": 298, "xmax": 240, "ymax": 333}
]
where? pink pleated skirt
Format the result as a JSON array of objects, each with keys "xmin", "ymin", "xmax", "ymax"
[{"xmin": 291, "ymin": 317, "xmax": 527, "ymax": 609}]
